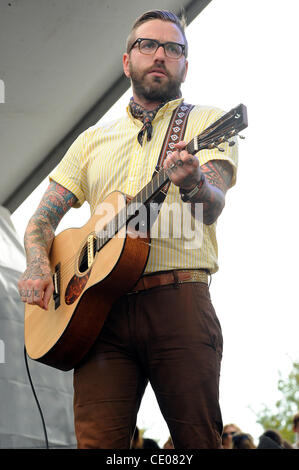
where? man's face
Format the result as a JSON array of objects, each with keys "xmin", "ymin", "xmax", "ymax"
[{"xmin": 123, "ymin": 19, "xmax": 188, "ymax": 103}]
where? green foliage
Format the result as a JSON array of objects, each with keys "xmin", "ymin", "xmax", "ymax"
[{"xmin": 255, "ymin": 361, "xmax": 299, "ymax": 443}]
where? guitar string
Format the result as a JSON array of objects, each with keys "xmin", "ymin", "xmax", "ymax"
[
  {"xmin": 45, "ymin": 120, "xmax": 241, "ymax": 297},
  {"xmin": 47, "ymin": 231, "xmax": 152, "ymax": 303},
  {"xmin": 51, "ymin": 121, "xmax": 237, "ymax": 280},
  {"xmin": 49, "ymin": 166, "xmax": 170, "ymax": 282},
  {"xmin": 48, "ymin": 133, "xmax": 233, "ymax": 283},
  {"xmin": 48, "ymin": 199, "xmax": 159, "ymax": 288},
  {"xmin": 48, "ymin": 142, "xmax": 228, "ymax": 284}
]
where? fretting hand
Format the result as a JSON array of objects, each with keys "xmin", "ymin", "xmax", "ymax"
[{"xmin": 163, "ymin": 141, "xmax": 203, "ymax": 191}]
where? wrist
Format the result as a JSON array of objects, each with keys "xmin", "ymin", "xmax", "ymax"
[{"xmin": 179, "ymin": 173, "xmax": 206, "ymax": 202}]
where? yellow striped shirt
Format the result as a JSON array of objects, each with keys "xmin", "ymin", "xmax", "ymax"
[{"xmin": 50, "ymin": 98, "xmax": 238, "ymax": 274}]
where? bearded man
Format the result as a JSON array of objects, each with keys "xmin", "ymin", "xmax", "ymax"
[{"xmin": 18, "ymin": 10, "xmax": 238, "ymax": 449}]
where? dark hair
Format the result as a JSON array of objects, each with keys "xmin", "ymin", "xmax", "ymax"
[
  {"xmin": 263, "ymin": 429, "xmax": 283, "ymax": 445},
  {"xmin": 126, "ymin": 10, "xmax": 188, "ymax": 56},
  {"xmin": 232, "ymin": 432, "xmax": 256, "ymax": 449},
  {"xmin": 293, "ymin": 412, "xmax": 299, "ymax": 426}
]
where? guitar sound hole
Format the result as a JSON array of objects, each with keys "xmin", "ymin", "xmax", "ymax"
[
  {"xmin": 78, "ymin": 245, "xmax": 88, "ymax": 273},
  {"xmin": 78, "ymin": 237, "xmax": 97, "ymax": 273}
]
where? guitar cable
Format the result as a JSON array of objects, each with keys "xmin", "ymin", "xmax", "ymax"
[{"xmin": 24, "ymin": 345, "xmax": 49, "ymax": 449}]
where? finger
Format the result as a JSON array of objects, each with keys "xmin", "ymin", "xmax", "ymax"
[
  {"xmin": 33, "ymin": 288, "xmax": 44, "ymax": 308},
  {"xmin": 173, "ymin": 140, "xmax": 187, "ymax": 151},
  {"xmin": 42, "ymin": 281, "xmax": 54, "ymax": 310},
  {"xmin": 180, "ymin": 152, "xmax": 199, "ymax": 167},
  {"xmin": 19, "ymin": 288, "xmax": 27, "ymax": 303},
  {"xmin": 163, "ymin": 151, "xmax": 180, "ymax": 170},
  {"xmin": 26, "ymin": 288, "xmax": 34, "ymax": 304}
]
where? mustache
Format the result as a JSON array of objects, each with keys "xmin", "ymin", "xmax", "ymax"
[{"xmin": 144, "ymin": 64, "xmax": 170, "ymax": 77}]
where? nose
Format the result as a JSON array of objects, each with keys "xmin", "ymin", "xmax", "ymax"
[{"xmin": 154, "ymin": 45, "xmax": 166, "ymax": 60}]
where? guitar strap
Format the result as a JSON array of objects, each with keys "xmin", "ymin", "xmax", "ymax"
[{"xmin": 151, "ymin": 102, "xmax": 194, "ymax": 205}]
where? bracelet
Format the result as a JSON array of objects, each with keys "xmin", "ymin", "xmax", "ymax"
[{"xmin": 179, "ymin": 174, "xmax": 205, "ymax": 202}]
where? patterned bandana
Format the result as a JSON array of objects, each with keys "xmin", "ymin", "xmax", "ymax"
[{"xmin": 129, "ymin": 98, "xmax": 166, "ymax": 146}]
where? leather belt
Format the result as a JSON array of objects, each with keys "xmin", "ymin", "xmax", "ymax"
[{"xmin": 128, "ymin": 269, "xmax": 209, "ymax": 294}]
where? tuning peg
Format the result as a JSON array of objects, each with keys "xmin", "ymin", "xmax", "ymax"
[
  {"xmin": 216, "ymin": 146, "xmax": 225, "ymax": 152},
  {"xmin": 222, "ymin": 138, "xmax": 235, "ymax": 147},
  {"xmin": 237, "ymin": 134, "xmax": 245, "ymax": 139}
]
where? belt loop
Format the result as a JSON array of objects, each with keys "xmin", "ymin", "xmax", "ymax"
[{"xmin": 173, "ymin": 270, "xmax": 180, "ymax": 289}]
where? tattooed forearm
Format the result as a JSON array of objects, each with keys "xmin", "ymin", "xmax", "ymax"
[
  {"xmin": 202, "ymin": 160, "xmax": 232, "ymax": 193},
  {"xmin": 19, "ymin": 181, "xmax": 78, "ymax": 309},
  {"xmin": 24, "ymin": 182, "xmax": 78, "ymax": 264},
  {"xmin": 34, "ymin": 182, "xmax": 78, "ymax": 230},
  {"xmin": 190, "ymin": 160, "xmax": 233, "ymax": 225}
]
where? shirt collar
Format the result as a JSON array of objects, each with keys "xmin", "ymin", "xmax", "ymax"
[{"xmin": 126, "ymin": 97, "xmax": 184, "ymax": 124}]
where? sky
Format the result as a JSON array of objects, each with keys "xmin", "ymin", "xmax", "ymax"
[{"xmin": 11, "ymin": 0, "xmax": 299, "ymax": 447}]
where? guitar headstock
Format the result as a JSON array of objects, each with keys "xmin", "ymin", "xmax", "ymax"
[{"xmin": 189, "ymin": 104, "xmax": 248, "ymax": 154}]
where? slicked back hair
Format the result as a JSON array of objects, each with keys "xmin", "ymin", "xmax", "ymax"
[{"xmin": 126, "ymin": 10, "xmax": 188, "ymax": 57}]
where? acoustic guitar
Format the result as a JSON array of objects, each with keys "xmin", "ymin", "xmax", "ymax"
[{"xmin": 24, "ymin": 104, "xmax": 248, "ymax": 371}]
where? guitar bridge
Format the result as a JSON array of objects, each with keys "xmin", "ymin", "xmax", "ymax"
[
  {"xmin": 53, "ymin": 263, "xmax": 61, "ymax": 309},
  {"xmin": 87, "ymin": 234, "xmax": 95, "ymax": 268}
]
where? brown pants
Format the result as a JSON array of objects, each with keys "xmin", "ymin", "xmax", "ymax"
[{"xmin": 73, "ymin": 282, "xmax": 223, "ymax": 449}]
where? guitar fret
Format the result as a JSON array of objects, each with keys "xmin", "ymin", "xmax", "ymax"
[
  {"xmin": 193, "ymin": 136, "xmax": 198, "ymax": 152},
  {"xmin": 95, "ymin": 103, "xmax": 247, "ymax": 252},
  {"xmin": 157, "ymin": 171, "xmax": 162, "ymax": 189}
]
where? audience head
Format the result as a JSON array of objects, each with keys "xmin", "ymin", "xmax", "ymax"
[
  {"xmin": 293, "ymin": 412, "xmax": 299, "ymax": 433},
  {"xmin": 222, "ymin": 423, "xmax": 242, "ymax": 449},
  {"xmin": 232, "ymin": 432, "xmax": 256, "ymax": 449},
  {"xmin": 262, "ymin": 429, "xmax": 283, "ymax": 447}
]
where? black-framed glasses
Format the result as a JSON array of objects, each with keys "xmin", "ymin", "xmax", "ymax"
[
  {"xmin": 222, "ymin": 431, "xmax": 237, "ymax": 438},
  {"xmin": 129, "ymin": 38, "xmax": 186, "ymax": 59}
]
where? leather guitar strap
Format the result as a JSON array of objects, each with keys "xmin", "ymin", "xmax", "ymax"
[{"xmin": 151, "ymin": 102, "xmax": 194, "ymax": 205}]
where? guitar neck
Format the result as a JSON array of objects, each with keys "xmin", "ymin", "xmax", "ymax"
[
  {"xmin": 127, "ymin": 138, "xmax": 196, "ymax": 207},
  {"xmin": 95, "ymin": 169, "xmax": 171, "ymax": 252},
  {"xmin": 96, "ymin": 135, "xmax": 205, "ymax": 252},
  {"xmin": 96, "ymin": 102, "xmax": 248, "ymax": 251}
]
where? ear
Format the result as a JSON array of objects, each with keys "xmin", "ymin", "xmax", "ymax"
[
  {"xmin": 123, "ymin": 53, "xmax": 131, "ymax": 78},
  {"xmin": 182, "ymin": 59, "xmax": 188, "ymax": 83}
]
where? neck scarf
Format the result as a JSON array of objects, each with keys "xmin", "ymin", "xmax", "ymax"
[{"xmin": 129, "ymin": 98, "xmax": 166, "ymax": 146}]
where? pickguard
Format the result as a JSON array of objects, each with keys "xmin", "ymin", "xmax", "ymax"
[{"xmin": 65, "ymin": 271, "xmax": 91, "ymax": 305}]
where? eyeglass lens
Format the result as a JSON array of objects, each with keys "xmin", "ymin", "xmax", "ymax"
[{"xmin": 138, "ymin": 39, "xmax": 183, "ymax": 58}]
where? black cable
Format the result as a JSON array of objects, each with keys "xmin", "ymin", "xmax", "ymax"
[{"xmin": 24, "ymin": 345, "xmax": 49, "ymax": 449}]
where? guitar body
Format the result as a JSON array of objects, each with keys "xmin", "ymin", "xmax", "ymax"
[{"xmin": 24, "ymin": 191, "xmax": 150, "ymax": 371}]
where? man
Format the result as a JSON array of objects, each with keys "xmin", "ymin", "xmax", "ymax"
[{"xmin": 18, "ymin": 10, "xmax": 238, "ymax": 448}]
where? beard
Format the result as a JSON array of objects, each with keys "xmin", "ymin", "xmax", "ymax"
[{"xmin": 129, "ymin": 62, "xmax": 185, "ymax": 103}]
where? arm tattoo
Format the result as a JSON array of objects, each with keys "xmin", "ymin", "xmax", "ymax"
[
  {"xmin": 191, "ymin": 160, "xmax": 233, "ymax": 225},
  {"xmin": 201, "ymin": 160, "xmax": 233, "ymax": 193},
  {"xmin": 33, "ymin": 182, "xmax": 78, "ymax": 230},
  {"xmin": 24, "ymin": 182, "xmax": 78, "ymax": 265}
]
